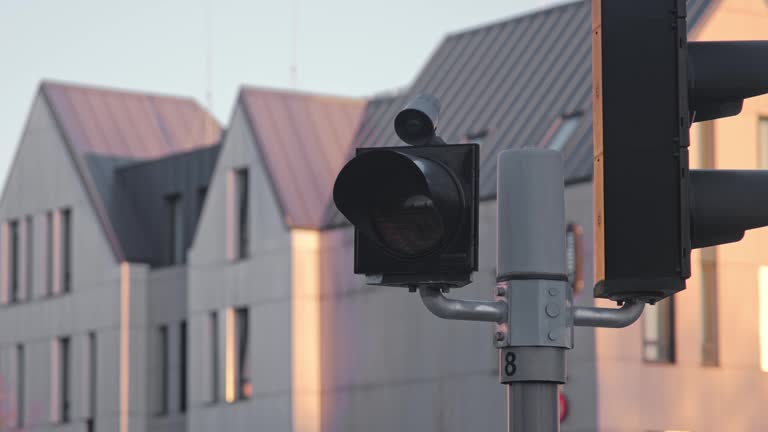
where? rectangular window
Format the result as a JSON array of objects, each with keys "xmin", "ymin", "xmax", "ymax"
[
  {"xmin": 225, "ymin": 307, "xmax": 251, "ymax": 402},
  {"xmin": 166, "ymin": 194, "xmax": 184, "ymax": 265},
  {"xmin": 59, "ymin": 336, "xmax": 71, "ymax": 423},
  {"xmin": 759, "ymin": 266, "xmax": 768, "ymax": 372},
  {"xmin": 157, "ymin": 325, "xmax": 169, "ymax": 415},
  {"xmin": 209, "ymin": 311, "xmax": 219, "ymax": 403},
  {"xmin": 87, "ymin": 332, "xmax": 97, "ymax": 428},
  {"xmin": 643, "ymin": 297, "xmax": 676, "ymax": 363},
  {"xmin": 698, "ymin": 121, "xmax": 715, "ymax": 169},
  {"xmin": 61, "ymin": 209, "xmax": 72, "ymax": 293},
  {"xmin": 758, "ymin": 117, "xmax": 768, "ymax": 169},
  {"xmin": 236, "ymin": 169, "xmax": 250, "ymax": 259},
  {"xmin": 546, "ymin": 114, "xmax": 582, "ymax": 151},
  {"xmin": 197, "ymin": 186, "xmax": 208, "ymax": 221},
  {"xmin": 9, "ymin": 220, "xmax": 18, "ymax": 302},
  {"xmin": 701, "ymin": 247, "xmax": 719, "ymax": 366},
  {"xmin": 25, "ymin": 216, "xmax": 32, "ymax": 301},
  {"xmin": 16, "ymin": 344, "xmax": 24, "ymax": 428},
  {"xmin": 46, "ymin": 212, "xmax": 53, "ymax": 296},
  {"xmin": 236, "ymin": 308, "xmax": 250, "ymax": 400},
  {"xmin": 180, "ymin": 320, "xmax": 187, "ymax": 412}
]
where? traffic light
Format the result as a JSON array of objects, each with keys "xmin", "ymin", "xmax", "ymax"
[
  {"xmin": 593, "ymin": 0, "xmax": 768, "ymax": 302},
  {"xmin": 333, "ymin": 96, "xmax": 479, "ymax": 289}
]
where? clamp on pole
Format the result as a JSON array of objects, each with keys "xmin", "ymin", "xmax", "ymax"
[
  {"xmin": 572, "ymin": 301, "xmax": 644, "ymax": 328},
  {"xmin": 419, "ymin": 287, "xmax": 507, "ymax": 323}
]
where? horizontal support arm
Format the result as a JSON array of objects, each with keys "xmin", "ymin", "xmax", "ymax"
[
  {"xmin": 419, "ymin": 287, "xmax": 507, "ymax": 323},
  {"xmin": 573, "ymin": 301, "xmax": 644, "ymax": 328}
]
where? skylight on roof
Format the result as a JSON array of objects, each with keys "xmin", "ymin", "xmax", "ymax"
[{"xmin": 547, "ymin": 115, "xmax": 581, "ymax": 151}]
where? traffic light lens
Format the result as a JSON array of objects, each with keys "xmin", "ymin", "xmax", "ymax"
[{"xmin": 371, "ymin": 194, "xmax": 445, "ymax": 256}]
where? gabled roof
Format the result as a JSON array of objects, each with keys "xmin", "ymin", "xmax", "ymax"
[
  {"xmin": 239, "ymin": 87, "xmax": 366, "ymax": 228},
  {"xmin": 323, "ymin": 0, "xmax": 717, "ymax": 228},
  {"xmin": 41, "ymin": 80, "xmax": 222, "ymax": 261}
]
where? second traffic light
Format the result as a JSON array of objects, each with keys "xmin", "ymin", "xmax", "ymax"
[
  {"xmin": 593, "ymin": 0, "xmax": 768, "ymax": 302},
  {"xmin": 333, "ymin": 96, "xmax": 480, "ymax": 289}
]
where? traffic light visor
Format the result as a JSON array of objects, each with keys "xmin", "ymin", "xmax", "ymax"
[{"xmin": 333, "ymin": 149, "xmax": 462, "ymax": 258}]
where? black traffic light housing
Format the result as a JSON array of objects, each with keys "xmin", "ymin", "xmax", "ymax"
[
  {"xmin": 593, "ymin": 0, "xmax": 768, "ymax": 302},
  {"xmin": 334, "ymin": 94, "xmax": 479, "ymax": 289},
  {"xmin": 334, "ymin": 144, "xmax": 479, "ymax": 288}
]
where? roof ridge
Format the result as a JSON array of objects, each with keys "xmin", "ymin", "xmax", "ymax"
[
  {"xmin": 41, "ymin": 79, "xmax": 204, "ymax": 106},
  {"xmin": 444, "ymin": 0, "xmax": 585, "ymax": 39},
  {"xmin": 115, "ymin": 142, "xmax": 223, "ymax": 173},
  {"xmin": 239, "ymin": 85, "xmax": 366, "ymax": 103}
]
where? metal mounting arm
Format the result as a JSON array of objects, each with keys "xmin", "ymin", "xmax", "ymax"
[
  {"xmin": 573, "ymin": 301, "xmax": 645, "ymax": 328},
  {"xmin": 419, "ymin": 287, "xmax": 507, "ymax": 323}
]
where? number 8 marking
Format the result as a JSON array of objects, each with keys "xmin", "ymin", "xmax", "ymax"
[{"xmin": 505, "ymin": 352, "xmax": 517, "ymax": 376}]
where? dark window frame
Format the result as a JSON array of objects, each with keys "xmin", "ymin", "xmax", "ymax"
[
  {"xmin": 9, "ymin": 220, "xmax": 19, "ymax": 303},
  {"xmin": 700, "ymin": 247, "xmax": 719, "ymax": 366},
  {"xmin": 157, "ymin": 325, "xmax": 169, "ymax": 416},
  {"xmin": 235, "ymin": 169, "xmax": 250, "ymax": 260},
  {"xmin": 166, "ymin": 194, "xmax": 185, "ymax": 265},
  {"xmin": 235, "ymin": 307, "xmax": 251, "ymax": 400},
  {"xmin": 88, "ymin": 332, "xmax": 97, "ymax": 427},
  {"xmin": 16, "ymin": 343, "xmax": 24, "ymax": 428},
  {"xmin": 46, "ymin": 211, "xmax": 53, "ymax": 296},
  {"xmin": 210, "ymin": 311, "xmax": 219, "ymax": 403},
  {"xmin": 61, "ymin": 209, "xmax": 72, "ymax": 293},
  {"xmin": 180, "ymin": 320, "xmax": 187, "ymax": 412},
  {"xmin": 59, "ymin": 336, "xmax": 71, "ymax": 423}
]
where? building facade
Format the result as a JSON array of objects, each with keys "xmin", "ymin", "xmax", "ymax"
[{"xmin": 1, "ymin": 0, "xmax": 768, "ymax": 431}]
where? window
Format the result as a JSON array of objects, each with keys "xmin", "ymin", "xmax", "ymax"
[
  {"xmin": 566, "ymin": 223, "xmax": 584, "ymax": 295},
  {"xmin": 180, "ymin": 321, "xmax": 187, "ymax": 412},
  {"xmin": 698, "ymin": 121, "xmax": 715, "ymax": 169},
  {"xmin": 24, "ymin": 216, "xmax": 32, "ymax": 301},
  {"xmin": 546, "ymin": 114, "xmax": 581, "ymax": 151},
  {"xmin": 236, "ymin": 308, "xmax": 250, "ymax": 400},
  {"xmin": 236, "ymin": 169, "xmax": 249, "ymax": 259},
  {"xmin": 166, "ymin": 194, "xmax": 184, "ymax": 265},
  {"xmin": 197, "ymin": 186, "xmax": 208, "ymax": 220},
  {"xmin": 16, "ymin": 344, "xmax": 24, "ymax": 428},
  {"xmin": 758, "ymin": 266, "xmax": 768, "ymax": 372},
  {"xmin": 61, "ymin": 209, "xmax": 71, "ymax": 293},
  {"xmin": 87, "ymin": 332, "xmax": 97, "ymax": 431},
  {"xmin": 58, "ymin": 336, "xmax": 71, "ymax": 423},
  {"xmin": 46, "ymin": 211, "xmax": 53, "ymax": 296},
  {"xmin": 643, "ymin": 297, "xmax": 676, "ymax": 363},
  {"xmin": 759, "ymin": 117, "xmax": 768, "ymax": 169},
  {"xmin": 209, "ymin": 311, "xmax": 219, "ymax": 403},
  {"xmin": 465, "ymin": 130, "xmax": 489, "ymax": 146},
  {"xmin": 225, "ymin": 307, "xmax": 250, "ymax": 402},
  {"xmin": 700, "ymin": 247, "xmax": 719, "ymax": 366},
  {"xmin": 9, "ymin": 220, "xmax": 18, "ymax": 302},
  {"xmin": 157, "ymin": 325, "xmax": 169, "ymax": 415}
]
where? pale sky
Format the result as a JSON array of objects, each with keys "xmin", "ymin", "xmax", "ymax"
[{"xmin": 0, "ymin": 0, "xmax": 564, "ymax": 183}]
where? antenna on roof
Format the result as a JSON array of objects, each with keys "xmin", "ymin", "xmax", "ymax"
[
  {"xmin": 290, "ymin": 0, "xmax": 298, "ymax": 88},
  {"xmin": 206, "ymin": 0, "xmax": 214, "ymax": 112}
]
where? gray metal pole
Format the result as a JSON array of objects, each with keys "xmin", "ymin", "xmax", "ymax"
[
  {"xmin": 497, "ymin": 149, "xmax": 569, "ymax": 432},
  {"xmin": 508, "ymin": 383, "xmax": 559, "ymax": 431}
]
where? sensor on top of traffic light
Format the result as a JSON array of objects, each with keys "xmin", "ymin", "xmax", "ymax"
[
  {"xmin": 592, "ymin": 0, "xmax": 768, "ymax": 302},
  {"xmin": 333, "ymin": 95, "xmax": 479, "ymax": 289}
]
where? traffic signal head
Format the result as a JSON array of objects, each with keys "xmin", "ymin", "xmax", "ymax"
[
  {"xmin": 593, "ymin": 0, "xmax": 768, "ymax": 302},
  {"xmin": 333, "ymin": 144, "xmax": 479, "ymax": 288}
]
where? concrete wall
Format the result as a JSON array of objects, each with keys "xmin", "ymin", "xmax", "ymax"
[
  {"xmin": 595, "ymin": 1, "xmax": 768, "ymax": 430},
  {"xmin": 0, "ymin": 94, "xmax": 122, "ymax": 431},
  {"xmin": 146, "ymin": 266, "xmax": 189, "ymax": 432},
  {"xmin": 318, "ymin": 181, "xmax": 598, "ymax": 432},
  {"xmin": 187, "ymin": 102, "xmax": 293, "ymax": 432}
]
